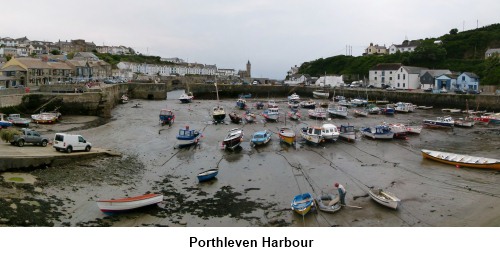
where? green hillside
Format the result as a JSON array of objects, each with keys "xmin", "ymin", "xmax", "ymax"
[{"xmin": 298, "ymin": 23, "xmax": 500, "ymax": 85}]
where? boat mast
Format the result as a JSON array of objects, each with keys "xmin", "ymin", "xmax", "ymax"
[{"xmin": 214, "ymin": 75, "xmax": 219, "ymax": 102}]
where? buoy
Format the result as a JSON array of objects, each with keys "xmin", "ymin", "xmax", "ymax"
[{"xmin": 456, "ymin": 164, "xmax": 460, "ymax": 168}]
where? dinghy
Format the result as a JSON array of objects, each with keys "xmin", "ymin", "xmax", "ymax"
[
  {"xmin": 315, "ymin": 194, "xmax": 341, "ymax": 213},
  {"xmin": 96, "ymin": 193, "xmax": 163, "ymax": 213},
  {"xmin": 197, "ymin": 168, "xmax": 219, "ymax": 182},
  {"xmin": 291, "ymin": 192, "xmax": 314, "ymax": 216},
  {"xmin": 421, "ymin": 149, "xmax": 500, "ymax": 170},
  {"xmin": 368, "ymin": 189, "xmax": 400, "ymax": 210}
]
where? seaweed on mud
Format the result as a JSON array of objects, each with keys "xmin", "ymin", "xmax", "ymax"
[{"xmin": 0, "ymin": 196, "xmax": 64, "ymax": 226}]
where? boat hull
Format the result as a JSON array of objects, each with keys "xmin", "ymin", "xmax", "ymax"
[
  {"xmin": 316, "ymin": 194, "xmax": 341, "ymax": 213},
  {"xmin": 96, "ymin": 194, "xmax": 163, "ymax": 213},
  {"xmin": 421, "ymin": 149, "xmax": 500, "ymax": 170},
  {"xmin": 291, "ymin": 193, "xmax": 314, "ymax": 216},
  {"xmin": 197, "ymin": 169, "xmax": 219, "ymax": 182},
  {"xmin": 278, "ymin": 128, "xmax": 296, "ymax": 145},
  {"xmin": 368, "ymin": 190, "xmax": 400, "ymax": 209}
]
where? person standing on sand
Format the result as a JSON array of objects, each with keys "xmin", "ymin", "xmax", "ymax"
[{"xmin": 335, "ymin": 183, "xmax": 346, "ymax": 205}]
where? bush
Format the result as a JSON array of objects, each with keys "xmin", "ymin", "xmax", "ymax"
[{"xmin": 0, "ymin": 128, "xmax": 21, "ymax": 143}]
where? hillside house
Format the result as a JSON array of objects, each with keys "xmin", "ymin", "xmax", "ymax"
[{"xmin": 457, "ymin": 72, "xmax": 480, "ymax": 91}]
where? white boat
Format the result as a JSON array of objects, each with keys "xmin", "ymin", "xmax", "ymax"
[
  {"xmin": 405, "ymin": 124, "xmax": 422, "ymax": 134},
  {"xmin": 299, "ymin": 100, "xmax": 316, "ymax": 109},
  {"xmin": 386, "ymin": 123, "xmax": 407, "ymax": 138},
  {"xmin": 176, "ymin": 126, "xmax": 202, "ymax": 147},
  {"xmin": 96, "ymin": 193, "xmax": 164, "ymax": 213},
  {"xmin": 339, "ymin": 124, "xmax": 356, "ymax": 141},
  {"xmin": 288, "ymin": 93, "xmax": 300, "ymax": 101},
  {"xmin": 267, "ymin": 100, "xmax": 278, "ymax": 108},
  {"xmin": 349, "ymin": 98, "xmax": 368, "ymax": 107},
  {"xmin": 308, "ymin": 108, "xmax": 327, "ymax": 119},
  {"xmin": 337, "ymin": 99, "xmax": 352, "ymax": 107},
  {"xmin": 179, "ymin": 92, "xmax": 194, "ymax": 103},
  {"xmin": 222, "ymin": 128, "xmax": 244, "ymax": 150},
  {"xmin": 423, "ymin": 116, "xmax": 454, "ymax": 128},
  {"xmin": 120, "ymin": 94, "xmax": 129, "ymax": 104},
  {"xmin": 395, "ymin": 102, "xmax": 415, "ymax": 113},
  {"xmin": 327, "ymin": 105, "xmax": 348, "ymax": 118},
  {"xmin": 212, "ymin": 105, "xmax": 226, "ymax": 123},
  {"xmin": 361, "ymin": 125, "xmax": 394, "ymax": 140},
  {"xmin": 442, "ymin": 108, "xmax": 461, "ymax": 113},
  {"xmin": 313, "ymin": 90, "xmax": 329, "ymax": 99},
  {"xmin": 262, "ymin": 107, "xmax": 280, "ymax": 122},
  {"xmin": 353, "ymin": 109, "xmax": 368, "ymax": 117},
  {"xmin": 368, "ymin": 189, "xmax": 400, "ymax": 210},
  {"xmin": 454, "ymin": 117, "xmax": 475, "ymax": 128},
  {"xmin": 321, "ymin": 124, "xmax": 339, "ymax": 141},
  {"xmin": 300, "ymin": 126, "xmax": 324, "ymax": 144}
]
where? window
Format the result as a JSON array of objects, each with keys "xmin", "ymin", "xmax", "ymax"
[
  {"xmin": 382, "ymin": 71, "xmax": 385, "ymax": 76},
  {"xmin": 389, "ymin": 77, "xmax": 393, "ymax": 80},
  {"xmin": 403, "ymin": 74, "xmax": 406, "ymax": 80},
  {"xmin": 403, "ymin": 83, "xmax": 406, "ymax": 87},
  {"xmin": 398, "ymin": 74, "xmax": 400, "ymax": 79},
  {"xmin": 375, "ymin": 77, "xmax": 378, "ymax": 80},
  {"xmin": 398, "ymin": 83, "xmax": 400, "ymax": 87}
]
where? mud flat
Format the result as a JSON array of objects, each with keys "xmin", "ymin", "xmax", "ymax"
[{"xmin": 1, "ymin": 91, "xmax": 499, "ymax": 227}]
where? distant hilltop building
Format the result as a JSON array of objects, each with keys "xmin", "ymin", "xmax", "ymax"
[
  {"xmin": 58, "ymin": 39, "xmax": 96, "ymax": 54},
  {"xmin": 237, "ymin": 60, "xmax": 251, "ymax": 79},
  {"xmin": 160, "ymin": 57, "xmax": 185, "ymax": 63},
  {"xmin": 388, "ymin": 40, "xmax": 421, "ymax": 54},
  {"xmin": 364, "ymin": 43, "xmax": 388, "ymax": 55},
  {"xmin": 485, "ymin": 48, "xmax": 500, "ymax": 58},
  {"xmin": 96, "ymin": 45, "xmax": 134, "ymax": 55}
]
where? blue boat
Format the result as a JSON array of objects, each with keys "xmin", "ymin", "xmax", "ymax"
[
  {"xmin": 251, "ymin": 130, "xmax": 272, "ymax": 146},
  {"xmin": 255, "ymin": 101, "xmax": 264, "ymax": 110},
  {"xmin": 291, "ymin": 192, "xmax": 314, "ymax": 216},
  {"xmin": 176, "ymin": 126, "xmax": 201, "ymax": 147},
  {"xmin": 0, "ymin": 113, "xmax": 13, "ymax": 128},
  {"xmin": 236, "ymin": 98, "xmax": 247, "ymax": 110},
  {"xmin": 381, "ymin": 105, "xmax": 395, "ymax": 115},
  {"xmin": 197, "ymin": 168, "xmax": 219, "ymax": 182},
  {"xmin": 361, "ymin": 125, "xmax": 394, "ymax": 140},
  {"xmin": 159, "ymin": 109, "xmax": 175, "ymax": 126},
  {"xmin": 239, "ymin": 93, "xmax": 252, "ymax": 99}
]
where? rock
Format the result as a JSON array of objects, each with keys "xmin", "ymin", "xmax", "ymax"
[{"xmin": 179, "ymin": 220, "xmax": 187, "ymax": 225}]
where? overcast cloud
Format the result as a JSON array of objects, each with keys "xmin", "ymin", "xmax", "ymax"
[{"xmin": 2, "ymin": 0, "xmax": 499, "ymax": 79}]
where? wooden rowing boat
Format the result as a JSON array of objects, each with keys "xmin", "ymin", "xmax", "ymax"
[
  {"xmin": 291, "ymin": 192, "xmax": 314, "ymax": 216},
  {"xmin": 368, "ymin": 189, "xmax": 400, "ymax": 209},
  {"xmin": 421, "ymin": 149, "xmax": 500, "ymax": 170},
  {"xmin": 197, "ymin": 168, "xmax": 219, "ymax": 182},
  {"xmin": 96, "ymin": 193, "xmax": 163, "ymax": 213}
]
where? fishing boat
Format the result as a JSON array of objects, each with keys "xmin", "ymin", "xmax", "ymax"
[
  {"xmin": 159, "ymin": 109, "xmax": 175, "ymax": 126},
  {"xmin": 278, "ymin": 127, "xmax": 296, "ymax": 145},
  {"xmin": 386, "ymin": 123, "xmax": 407, "ymax": 139},
  {"xmin": 120, "ymin": 94, "xmax": 129, "ymax": 104},
  {"xmin": 267, "ymin": 100, "xmax": 278, "ymax": 108},
  {"xmin": 442, "ymin": 108, "xmax": 461, "ymax": 113},
  {"xmin": 327, "ymin": 105, "xmax": 348, "ymax": 118},
  {"xmin": 255, "ymin": 101, "xmax": 264, "ymax": 110},
  {"xmin": 423, "ymin": 116, "xmax": 454, "ymax": 128},
  {"xmin": 288, "ymin": 109, "xmax": 301, "ymax": 121},
  {"xmin": 315, "ymin": 194, "xmax": 341, "ymax": 213},
  {"xmin": 7, "ymin": 114, "xmax": 31, "ymax": 127},
  {"xmin": 334, "ymin": 95, "xmax": 345, "ymax": 102},
  {"xmin": 212, "ymin": 105, "xmax": 226, "ymax": 123},
  {"xmin": 197, "ymin": 168, "xmax": 219, "ymax": 182},
  {"xmin": 312, "ymin": 89, "xmax": 329, "ymax": 99},
  {"xmin": 31, "ymin": 112, "xmax": 58, "ymax": 124},
  {"xmin": 367, "ymin": 103, "xmax": 378, "ymax": 113},
  {"xmin": 321, "ymin": 123, "xmax": 340, "ymax": 141},
  {"xmin": 179, "ymin": 92, "xmax": 194, "ymax": 103},
  {"xmin": 243, "ymin": 112, "xmax": 256, "ymax": 123},
  {"xmin": 300, "ymin": 126, "xmax": 324, "ymax": 145},
  {"xmin": 405, "ymin": 123, "xmax": 423, "ymax": 134},
  {"xmin": 421, "ymin": 149, "xmax": 500, "ymax": 170},
  {"xmin": 339, "ymin": 124, "xmax": 356, "ymax": 141},
  {"xmin": 288, "ymin": 100, "xmax": 300, "ymax": 109},
  {"xmin": 96, "ymin": 193, "xmax": 164, "ymax": 213},
  {"xmin": 299, "ymin": 100, "xmax": 316, "ymax": 109},
  {"xmin": 417, "ymin": 106, "xmax": 433, "ymax": 109},
  {"xmin": 349, "ymin": 98, "xmax": 368, "ymax": 107},
  {"xmin": 229, "ymin": 112, "xmax": 242, "ymax": 124},
  {"xmin": 353, "ymin": 109, "xmax": 368, "ymax": 117},
  {"xmin": 176, "ymin": 126, "xmax": 201, "ymax": 147},
  {"xmin": 236, "ymin": 98, "xmax": 247, "ymax": 109},
  {"xmin": 0, "ymin": 113, "xmax": 13, "ymax": 128},
  {"xmin": 308, "ymin": 107, "xmax": 327, "ymax": 119},
  {"xmin": 291, "ymin": 192, "xmax": 314, "ymax": 216},
  {"xmin": 395, "ymin": 102, "xmax": 415, "ymax": 113},
  {"xmin": 288, "ymin": 93, "xmax": 300, "ymax": 101},
  {"xmin": 262, "ymin": 107, "xmax": 279, "ymax": 122},
  {"xmin": 222, "ymin": 128, "xmax": 244, "ymax": 150},
  {"xmin": 337, "ymin": 99, "xmax": 352, "ymax": 107},
  {"xmin": 361, "ymin": 125, "xmax": 394, "ymax": 140},
  {"xmin": 381, "ymin": 105, "xmax": 395, "ymax": 115},
  {"xmin": 454, "ymin": 117, "xmax": 475, "ymax": 128},
  {"xmin": 478, "ymin": 113, "xmax": 500, "ymax": 125},
  {"xmin": 251, "ymin": 130, "xmax": 272, "ymax": 146},
  {"xmin": 368, "ymin": 189, "xmax": 401, "ymax": 210}
]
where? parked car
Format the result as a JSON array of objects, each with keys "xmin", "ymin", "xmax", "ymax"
[
  {"xmin": 53, "ymin": 133, "xmax": 92, "ymax": 153},
  {"xmin": 10, "ymin": 128, "xmax": 49, "ymax": 147},
  {"xmin": 424, "ymin": 88, "xmax": 433, "ymax": 92},
  {"xmin": 468, "ymin": 89, "xmax": 480, "ymax": 94},
  {"xmin": 440, "ymin": 88, "xmax": 448, "ymax": 93},
  {"xmin": 367, "ymin": 85, "xmax": 375, "ymax": 88},
  {"xmin": 454, "ymin": 89, "xmax": 467, "ymax": 94},
  {"xmin": 386, "ymin": 86, "xmax": 397, "ymax": 91}
]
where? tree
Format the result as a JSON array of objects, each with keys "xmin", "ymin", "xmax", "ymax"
[
  {"xmin": 450, "ymin": 28, "xmax": 458, "ymax": 35},
  {"xmin": 50, "ymin": 49, "xmax": 61, "ymax": 55}
]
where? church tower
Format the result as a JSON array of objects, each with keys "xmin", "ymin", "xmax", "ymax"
[{"xmin": 246, "ymin": 60, "xmax": 251, "ymax": 78}]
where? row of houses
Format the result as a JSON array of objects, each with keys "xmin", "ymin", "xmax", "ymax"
[
  {"xmin": 0, "ymin": 36, "xmax": 134, "ymax": 57},
  {"xmin": 368, "ymin": 63, "xmax": 480, "ymax": 91}
]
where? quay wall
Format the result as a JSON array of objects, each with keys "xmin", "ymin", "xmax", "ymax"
[{"xmin": 185, "ymin": 84, "xmax": 500, "ymax": 112}]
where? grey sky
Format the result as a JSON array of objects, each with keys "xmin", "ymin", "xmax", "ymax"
[{"xmin": 2, "ymin": 0, "xmax": 499, "ymax": 79}]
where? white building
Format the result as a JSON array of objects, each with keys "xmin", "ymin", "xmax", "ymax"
[
  {"xmin": 314, "ymin": 75, "xmax": 344, "ymax": 87},
  {"xmin": 368, "ymin": 63, "xmax": 402, "ymax": 88},
  {"xmin": 394, "ymin": 66, "xmax": 425, "ymax": 90},
  {"xmin": 388, "ymin": 40, "xmax": 421, "ymax": 54}
]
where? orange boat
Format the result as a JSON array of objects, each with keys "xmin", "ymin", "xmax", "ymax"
[
  {"xmin": 421, "ymin": 149, "xmax": 500, "ymax": 170},
  {"xmin": 278, "ymin": 127, "xmax": 296, "ymax": 145}
]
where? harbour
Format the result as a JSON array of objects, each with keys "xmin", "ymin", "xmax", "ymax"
[{"xmin": 0, "ymin": 90, "xmax": 499, "ymax": 227}]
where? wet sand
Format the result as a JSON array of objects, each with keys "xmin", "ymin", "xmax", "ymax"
[{"xmin": 1, "ymin": 90, "xmax": 500, "ymax": 227}]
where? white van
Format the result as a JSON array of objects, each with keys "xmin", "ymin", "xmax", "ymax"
[{"xmin": 53, "ymin": 133, "xmax": 92, "ymax": 153}]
